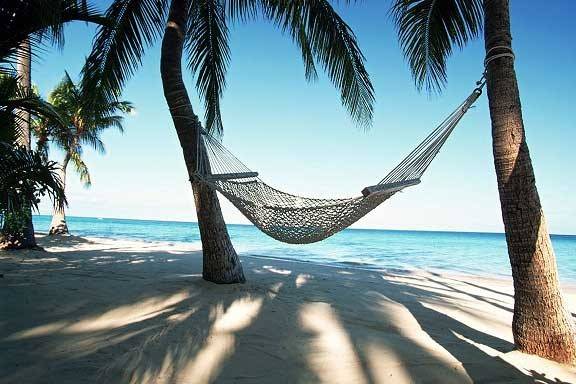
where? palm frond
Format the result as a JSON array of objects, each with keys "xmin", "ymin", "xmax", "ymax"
[
  {"xmin": 0, "ymin": 75, "xmax": 67, "ymax": 143},
  {"xmin": 69, "ymin": 150, "xmax": 92, "ymax": 187},
  {"xmin": 224, "ymin": 0, "xmax": 318, "ymax": 81},
  {"xmin": 391, "ymin": 0, "xmax": 483, "ymax": 93},
  {"xmin": 0, "ymin": 143, "xmax": 67, "ymax": 213},
  {"xmin": 260, "ymin": 0, "xmax": 375, "ymax": 127},
  {"xmin": 0, "ymin": 0, "xmax": 106, "ymax": 67},
  {"xmin": 78, "ymin": 130, "xmax": 106, "ymax": 154},
  {"xmin": 92, "ymin": 115, "xmax": 126, "ymax": 134},
  {"xmin": 225, "ymin": 0, "xmax": 259, "ymax": 22},
  {"xmin": 82, "ymin": 0, "xmax": 169, "ymax": 100},
  {"xmin": 186, "ymin": 0, "xmax": 230, "ymax": 135}
]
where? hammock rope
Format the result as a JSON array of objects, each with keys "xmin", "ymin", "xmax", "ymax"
[{"xmin": 192, "ymin": 82, "xmax": 484, "ymax": 244}]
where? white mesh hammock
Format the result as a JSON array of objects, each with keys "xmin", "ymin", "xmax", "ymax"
[{"xmin": 193, "ymin": 86, "xmax": 483, "ymax": 244}]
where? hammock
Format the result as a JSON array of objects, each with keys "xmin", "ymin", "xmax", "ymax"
[{"xmin": 193, "ymin": 85, "xmax": 483, "ymax": 244}]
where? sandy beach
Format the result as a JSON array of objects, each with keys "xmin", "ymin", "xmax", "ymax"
[{"xmin": 1, "ymin": 235, "xmax": 576, "ymax": 384}]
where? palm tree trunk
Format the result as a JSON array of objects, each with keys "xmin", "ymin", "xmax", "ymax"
[
  {"xmin": 49, "ymin": 154, "xmax": 70, "ymax": 235},
  {"xmin": 159, "ymin": 0, "xmax": 245, "ymax": 283},
  {"xmin": 15, "ymin": 38, "xmax": 37, "ymax": 248},
  {"xmin": 484, "ymin": 0, "xmax": 576, "ymax": 364}
]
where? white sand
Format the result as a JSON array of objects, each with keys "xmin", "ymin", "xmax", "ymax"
[{"xmin": 1, "ymin": 235, "xmax": 576, "ymax": 383}]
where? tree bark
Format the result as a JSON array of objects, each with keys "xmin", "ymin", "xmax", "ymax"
[
  {"xmin": 49, "ymin": 154, "xmax": 70, "ymax": 235},
  {"xmin": 484, "ymin": 0, "xmax": 576, "ymax": 364},
  {"xmin": 159, "ymin": 0, "xmax": 245, "ymax": 283},
  {"xmin": 15, "ymin": 38, "xmax": 37, "ymax": 248}
]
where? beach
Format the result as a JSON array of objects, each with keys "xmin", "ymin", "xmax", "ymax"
[{"xmin": 1, "ymin": 235, "xmax": 576, "ymax": 383}]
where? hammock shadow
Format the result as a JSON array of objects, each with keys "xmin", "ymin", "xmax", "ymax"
[{"xmin": 1, "ymin": 239, "xmax": 571, "ymax": 383}]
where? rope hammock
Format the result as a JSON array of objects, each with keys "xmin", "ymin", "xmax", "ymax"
[{"xmin": 192, "ymin": 83, "xmax": 484, "ymax": 244}]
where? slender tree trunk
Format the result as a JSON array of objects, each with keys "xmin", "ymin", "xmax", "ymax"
[
  {"xmin": 49, "ymin": 154, "xmax": 70, "ymax": 235},
  {"xmin": 159, "ymin": 0, "xmax": 245, "ymax": 283},
  {"xmin": 484, "ymin": 0, "xmax": 576, "ymax": 364},
  {"xmin": 15, "ymin": 38, "xmax": 37, "ymax": 248}
]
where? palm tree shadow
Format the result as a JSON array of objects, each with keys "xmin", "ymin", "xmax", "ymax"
[
  {"xmin": 1, "ymin": 241, "xmax": 573, "ymax": 383},
  {"xmin": 0, "ymin": 246, "xmax": 318, "ymax": 383},
  {"xmin": 331, "ymin": 271, "xmax": 534, "ymax": 383},
  {"xmin": 424, "ymin": 275, "xmax": 514, "ymax": 313},
  {"xmin": 435, "ymin": 272, "xmax": 514, "ymax": 299}
]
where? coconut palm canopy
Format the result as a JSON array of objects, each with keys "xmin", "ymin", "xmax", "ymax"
[
  {"xmin": 0, "ymin": 0, "xmax": 106, "ymax": 73},
  {"xmin": 83, "ymin": 0, "xmax": 375, "ymax": 134},
  {"xmin": 0, "ymin": 76, "xmax": 67, "ymax": 238},
  {"xmin": 0, "ymin": 0, "xmax": 105, "ymax": 246},
  {"xmin": 390, "ymin": 0, "xmax": 483, "ymax": 93},
  {"xmin": 35, "ymin": 72, "xmax": 133, "ymax": 187}
]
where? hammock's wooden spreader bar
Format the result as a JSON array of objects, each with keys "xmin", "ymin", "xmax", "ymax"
[
  {"xmin": 204, "ymin": 172, "xmax": 259, "ymax": 181},
  {"xmin": 361, "ymin": 179, "xmax": 421, "ymax": 197}
]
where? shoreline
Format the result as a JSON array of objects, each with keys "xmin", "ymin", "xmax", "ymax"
[
  {"xmin": 2, "ymin": 235, "xmax": 576, "ymax": 383},
  {"xmin": 33, "ymin": 231, "xmax": 576, "ymax": 288}
]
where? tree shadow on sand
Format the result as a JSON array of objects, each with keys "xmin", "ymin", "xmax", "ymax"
[{"xmin": 0, "ymin": 238, "xmax": 572, "ymax": 383}]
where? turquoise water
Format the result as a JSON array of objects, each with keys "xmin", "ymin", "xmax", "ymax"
[{"xmin": 32, "ymin": 215, "xmax": 576, "ymax": 282}]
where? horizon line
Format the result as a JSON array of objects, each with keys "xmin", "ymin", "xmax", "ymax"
[{"xmin": 32, "ymin": 214, "xmax": 576, "ymax": 238}]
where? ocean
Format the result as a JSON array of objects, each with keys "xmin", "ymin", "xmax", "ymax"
[{"xmin": 32, "ymin": 215, "xmax": 576, "ymax": 283}]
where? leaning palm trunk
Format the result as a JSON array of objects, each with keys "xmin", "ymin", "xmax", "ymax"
[
  {"xmin": 49, "ymin": 154, "xmax": 70, "ymax": 235},
  {"xmin": 159, "ymin": 0, "xmax": 245, "ymax": 284},
  {"xmin": 15, "ymin": 38, "xmax": 37, "ymax": 248},
  {"xmin": 484, "ymin": 0, "xmax": 576, "ymax": 363}
]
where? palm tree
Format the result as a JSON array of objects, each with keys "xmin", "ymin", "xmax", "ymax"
[
  {"xmin": 390, "ymin": 0, "xmax": 576, "ymax": 363},
  {"xmin": 34, "ymin": 72, "xmax": 132, "ymax": 235},
  {"xmin": 0, "ymin": 76, "xmax": 67, "ymax": 249},
  {"xmin": 83, "ymin": 0, "xmax": 375, "ymax": 284},
  {"xmin": 1, "ymin": 0, "xmax": 106, "ymax": 248}
]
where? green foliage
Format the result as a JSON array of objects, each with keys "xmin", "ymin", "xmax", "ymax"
[
  {"xmin": 0, "ymin": 74, "xmax": 66, "ymax": 144},
  {"xmin": 1, "ymin": 207, "xmax": 32, "ymax": 245},
  {"xmin": 0, "ymin": 0, "xmax": 107, "ymax": 72},
  {"xmin": 83, "ymin": 0, "xmax": 375, "ymax": 135},
  {"xmin": 34, "ymin": 72, "xmax": 133, "ymax": 188},
  {"xmin": 187, "ymin": 0, "xmax": 230, "ymax": 134},
  {"xmin": 0, "ymin": 0, "xmax": 109, "ymax": 246},
  {"xmin": 0, "ymin": 143, "xmax": 67, "ymax": 242},
  {"xmin": 391, "ymin": 0, "xmax": 483, "ymax": 93}
]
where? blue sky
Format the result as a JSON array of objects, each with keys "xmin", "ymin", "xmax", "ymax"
[{"xmin": 34, "ymin": 0, "xmax": 576, "ymax": 234}]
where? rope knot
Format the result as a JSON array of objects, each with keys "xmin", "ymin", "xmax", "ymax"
[{"xmin": 484, "ymin": 45, "xmax": 515, "ymax": 67}]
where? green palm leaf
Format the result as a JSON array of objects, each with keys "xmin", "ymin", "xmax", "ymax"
[
  {"xmin": 391, "ymin": 0, "xmax": 483, "ymax": 93},
  {"xmin": 85, "ymin": 0, "xmax": 374, "ymax": 131},
  {"xmin": 69, "ymin": 150, "xmax": 92, "ymax": 187},
  {"xmin": 257, "ymin": 0, "xmax": 375, "ymax": 126},
  {"xmin": 0, "ymin": 75, "xmax": 66, "ymax": 143},
  {"xmin": 0, "ymin": 143, "xmax": 67, "ymax": 213},
  {"xmin": 82, "ymin": 0, "xmax": 170, "ymax": 98},
  {"xmin": 187, "ymin": 0, "xmax": 230, "ymax": 134},
  {"xmin": 0, "ymin": 0, "xmax": 106, "ymax": 70}
]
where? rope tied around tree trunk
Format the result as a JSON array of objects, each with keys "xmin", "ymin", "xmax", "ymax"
[{"xmin": 484, "ymin": 45, "xmax": 515, "ymax": 67}]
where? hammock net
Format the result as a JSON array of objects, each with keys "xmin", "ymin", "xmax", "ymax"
[{"xmin": 193, "ymin": 87, "xmax": 483, "ymax": 244}]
